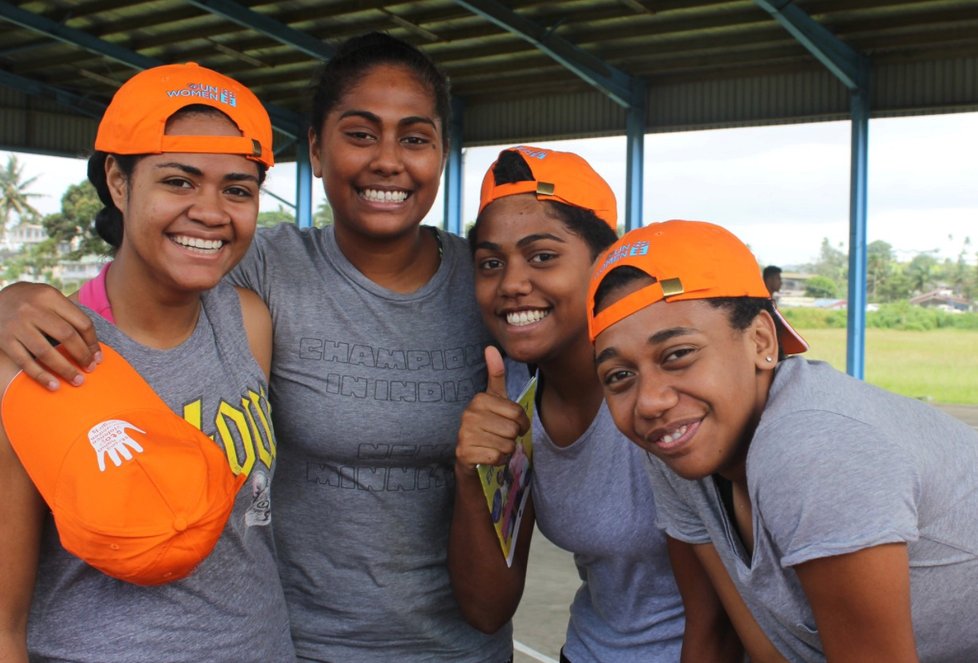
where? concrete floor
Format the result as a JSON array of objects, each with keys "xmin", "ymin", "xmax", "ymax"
[{"xmin": 511, "ymin": 403, "xmax": 978, "ymax": 663}]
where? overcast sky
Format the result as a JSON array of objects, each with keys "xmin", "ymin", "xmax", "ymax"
[{"xmin": 10, "ymin": 111, "xmax": 978, "ymax": 269}]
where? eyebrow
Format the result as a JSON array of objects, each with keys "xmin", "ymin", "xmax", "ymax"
[
  {"xmin": 339, "ymin": 109, "xmax": 438, "ymax": 131},
  {"xmin": 594, "ymin": 326, "xmax": 697, "ymax": 366},
  {"xmin": 155, "ymin": 162, "xmax": 260, "ymax": 184},
  {"xmin": 475, "ymin": 232, "xmax": 566, "ymax": 253}
]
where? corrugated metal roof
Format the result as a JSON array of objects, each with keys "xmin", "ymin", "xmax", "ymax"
[{"xmin": 1, "ymin": 0, "xmax": 977, "ymax": 156}]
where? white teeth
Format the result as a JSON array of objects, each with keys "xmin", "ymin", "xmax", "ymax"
[
  {"xmin": 506, "ymin": 309, "xmax": 549, "ymax": 327},
  {"xmin": 172, "ymin": 235, "xmax": 222, "ymax": 251},
  {"xmin": 361, "ymin": 188, "xmax": 408, "ymax": 203},
  {"xmin": 659, "ymin": 424, "xmax": 688, "ymax": 444}
]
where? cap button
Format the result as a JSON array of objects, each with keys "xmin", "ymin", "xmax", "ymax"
[{"xmin": 173, "ymin": 516, "xmax": 188, "ymax": 532}]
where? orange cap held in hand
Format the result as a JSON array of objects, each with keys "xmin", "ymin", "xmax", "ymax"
[{"xmin": 1, "ymin": 343, "xmax": 245, "ymax": 586}]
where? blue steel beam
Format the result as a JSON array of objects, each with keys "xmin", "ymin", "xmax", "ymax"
[
  {"xmin": 624, "ymin": 79, "xmax": 646, "ymax": 233},
  {"xmin": 754, "ymin": 0, "xmax": 871, "ymax": 378},
  {"xmin": 0, "ymin": 69, "xmax": 105, "ymax": 119},
  {"xmin": 753, "ymin": 0, "xmax": 868, "ymax": 91},
  {"xmin": 443, "ymin": 96, "xmax": 464, "ymax": 236},
  {"xmin": 186, "ymin": 0, "xmax": 335, "ymax": 61},
  {"xmin": 454, "ymin": 0, "xmax": 643, "ymax": 109},
  {"xmin": 295, "ymin": 135, "xmax": 313, "ymax": 228},
  {"xmin": 0, "ymin": 0, "xmax": 301, "ymax": 138}
]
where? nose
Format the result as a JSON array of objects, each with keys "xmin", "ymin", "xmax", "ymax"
[
  {"xmin": 188, "ymin": 187, "xmax": 231, "ymax": 226},
  {"xmin": 499, "ymin": 261, "xmax": 531, "ymax": 297},
  {"xmin": 634, "ymin": 374, "xmax": 678, "ymax": 422},
  {"xmin": 370, "ymin": 135, "xmax": 405, "ymax": 176}
]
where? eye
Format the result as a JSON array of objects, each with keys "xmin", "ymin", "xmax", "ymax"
[
  {"xmin": 601, "ymin": 368, "xmax": 635, "ymax": 391},
  {"xmin": 163, "ymin": 177, "xmax": 193, "ymax": 189},
  {"xmin": 528, "ymin": 251, "xmax": 558, "ymax": 265},
  {"xmin": 401, "ymin": 135, "xmax": 432, "ymax": 147},
  {"xmin": 477, "ymin": 257, "xmax": 503, "ymax": 271},
  {"xmin": 663, "ymin": 346, "xmax": 696, "ymax": 365},
  {"xmin": 345, "ymin": 130, "xmax": 376, "ymax": 143},
  {"xmin": 225, "ymin": 185, "xmax": 256, "ymax": 199}
]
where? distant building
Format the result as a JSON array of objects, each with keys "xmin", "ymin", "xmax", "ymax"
[
  {"xmin": 909, "ymin": 289, "xmax": 975, "ymax": 313},
  {"xmin": 1, "ymin": 223, "xmax": 45, "ymax": 252}
]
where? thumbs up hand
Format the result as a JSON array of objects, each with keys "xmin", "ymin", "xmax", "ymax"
[{"xmin": 456, "ymin": 346, "xmax": 531, "ymax": 475}]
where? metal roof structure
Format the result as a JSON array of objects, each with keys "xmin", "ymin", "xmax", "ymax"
[
  {"xmin": 1, "ymin": 0, "xmax": 977, "ymax": 378},
  {"xmin": 1, "ymin": 0, "xmax": 977, "ymax": 159}
]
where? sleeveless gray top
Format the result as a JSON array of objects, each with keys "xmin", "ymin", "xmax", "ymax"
[{"xmin": 27, "ymin": 282, "xmax": 295, "ymax": 662}]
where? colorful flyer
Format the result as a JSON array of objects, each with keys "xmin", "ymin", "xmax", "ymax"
[{"xmin": 476, "ymin": 375, "xmax": 537, "ymax": 567}]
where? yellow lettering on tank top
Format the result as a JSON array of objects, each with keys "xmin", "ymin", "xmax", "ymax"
[{"xmin": 216, "ymin": 401, "xmax": 256, "ymax": 476}]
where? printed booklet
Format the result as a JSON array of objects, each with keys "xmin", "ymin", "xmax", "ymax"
[{"xmin": 476, "ymin": 375, "xmax": 537, "ymax": 567}]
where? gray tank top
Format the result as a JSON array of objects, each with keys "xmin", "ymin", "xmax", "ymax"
[{"xmin": 28, "ymin": 282, "xmax": 295, "ymax": 662}]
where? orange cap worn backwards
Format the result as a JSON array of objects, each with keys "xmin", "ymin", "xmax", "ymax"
[
  {"xmin": 586, "ymin": 219, "xmax": 808, "ymax": 354},
  {"xmin": 94, "ymin": 62, "xmax": 274, "ymax": 168},
  {"xmin": 1, "ymin": 344, "xmax": 245, "ymax": 586},
  {"xmin": 479, "ymin": 146, "xmax": 618, "ymax": 230}
]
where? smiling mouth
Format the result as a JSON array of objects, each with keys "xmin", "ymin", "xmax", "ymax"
[
  {"xmin": 170, "ymin": 234, "xmax": 224, "ymax": 254},
  {"xmin": 360, "ymin": 188, "xmax": 409, "ymax": 203},
  {"xmin": 506, "ymin": 309, "xmax": 550, "ymax": 327},
  {"xmin": 646, "ymin": 421, "xmax": 698, "ymax": 451}
]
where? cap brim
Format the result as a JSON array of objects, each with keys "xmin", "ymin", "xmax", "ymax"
[{"xmin": 773, "ymin": 307, "xmax": 809, "ymax": 355}]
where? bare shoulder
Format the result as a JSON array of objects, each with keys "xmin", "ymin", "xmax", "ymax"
[{"xmin": 234, "ymin": 287, "xmax": 272, "ymax": 378}]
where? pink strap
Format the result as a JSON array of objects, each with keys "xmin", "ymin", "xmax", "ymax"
[{"xmin": 78, "ymin": 262, "xmax": 115, "ymax": 325}]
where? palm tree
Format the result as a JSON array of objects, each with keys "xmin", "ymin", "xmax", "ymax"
[{"xmin": 0, "ymin": 154, "xmax": 41, "ymax": 240}]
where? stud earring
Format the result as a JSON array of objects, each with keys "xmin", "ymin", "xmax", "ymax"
[{"xmin": 765, "ymin": 356, "xmax": 773, "ymax": 363}]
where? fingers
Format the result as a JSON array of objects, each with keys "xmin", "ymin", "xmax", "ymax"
[
  {"xmin": 484, "ymin": 345, "xmax": 507, "ymax": 397},
  {"xmin": 456, "ymin": 391, "xmax": 526, "ymax": 474},
  {"xmin": 0, "ymin": 282, "xmax": 102, "ymax": 390}
]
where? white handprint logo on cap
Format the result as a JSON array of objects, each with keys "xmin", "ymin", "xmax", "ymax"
[{"xmin": 88, "ymin": 420, "xmax": 146, "ymax": 472}]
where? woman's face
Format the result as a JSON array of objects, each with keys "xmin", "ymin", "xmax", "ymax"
[
  {"xmin": 310, "ymin": 63, "xmax": 445, "ymax": 243},
  {"xmin": 472, "ymin": 195, "xmax": 596, "ymax": 366},
  {"xmin": 593, "ymin": 295, "xmax": 775, "ymax": 481},
  {"xmin": 109, "ymin": 112, "xmax": 261, "ymax": 294}
]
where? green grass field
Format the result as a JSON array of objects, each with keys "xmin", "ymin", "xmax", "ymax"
[{"xmin": 798, "ymin": 328, "xmax": 978, "ymax": 405}]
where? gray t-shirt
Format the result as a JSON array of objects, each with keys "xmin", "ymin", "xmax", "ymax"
[
  {"xmin": 648, "ymin": 357, "xmax": 978, "ymax": 662},
  {"xmin": 512, "ymin": 367, "xmax": 684, "ymax": 663},
  {"xmin": 28, "ymin": 282, "xmax": 295, "ymax": 662},
  {"xmin": 230, "ymin": 224, "xmax": 511, "ymax": 662}
]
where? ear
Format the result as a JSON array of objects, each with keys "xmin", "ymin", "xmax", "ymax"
[
  {"xmin": 749, "ymin": 309, "xmax": 780, "ymax": 370},
  {"xmin": 308, "ymin": 127, "xmax": 323, "ymax": 179},
  {"xmin": 105, "ymin": 155, "xmax": 128, "ymax": 213}
]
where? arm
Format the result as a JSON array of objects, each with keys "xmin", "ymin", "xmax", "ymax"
[
  {"xmin": 0, "ymin": 282, "xmax": 101, "ymax": 390},
  {"xmin": 448, "ymin": 346, "xmax": 533, "ymax": 634},
  {"xmin": 235, "ymin": 287, "xmax": 273, "ymax": 379},
  {"xmin": 667, "ymin": 537, "xmax": 743, "ymax": 663},
  {"xmin": 795, "ymin": 543, "xmax": 917, "ymax": 663},
  {"xmin": 0, "ymin": 364, "xmax": 47, "ymax": 662},
  {"xmin": 691, "ymin": 542, "xmax": 788, "ymax": 663}
]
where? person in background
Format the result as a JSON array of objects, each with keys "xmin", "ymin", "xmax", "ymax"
[
  {"xmin": 450, "ymin": 147, "xmax": 721, "ymax": 663},
  {"xmin": 762, "ymin": 265, "xmax": 782, "ymax": 298},
  {"xmin": 0, "ymin": 62, "xmax": 294, "ymax": 662},
  {"xmin": 588, "ymin": 219, "xmax": 978, "ymax": 661},
  {"xmin": 0, "ymin": 33, "xmax": 512, "ymax": 662}
]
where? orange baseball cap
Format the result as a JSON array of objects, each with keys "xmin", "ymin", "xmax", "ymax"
[
  {"xmin": 1, "ymin": 343, "xmax": 245, "ymax": 586},
  {"xmin": 94, "ymin": 62, "xmax": 274, "ymax": 168},
  {"xmin": 479, "ymin": 146, "xmax": 618, "ymax": 229},
  {"xmin": 586, "ymin": 219, "xmax": 808, "ymax": 354}
]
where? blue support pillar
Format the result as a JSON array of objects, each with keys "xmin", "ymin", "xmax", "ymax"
[
  {"xmin": 295, "ymin": 134, "xmax": 312, "ymax": 229},
  {"xmin": 443, "ymin": 96, "xmax": 465, "ymax": 235},
  {"xmin": 625, "ymin": 80, "xmax": 646, "ymax": 233},
  {"xmin": 846, "ymin": 85, "xmax": 870, "ymax": 378}
]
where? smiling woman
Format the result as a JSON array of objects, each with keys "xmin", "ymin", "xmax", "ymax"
[
  {"xmin": 0, "ymin": 62, "xmax": 295, "ymax": 662},
  {"xmin": 588, "ymin": 219, "xmax": 978, "ymax": 662}
]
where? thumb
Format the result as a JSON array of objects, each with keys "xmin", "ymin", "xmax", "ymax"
[{"xmin": 484, "ymin": 345, "xmax": 507, "ymax": 397}]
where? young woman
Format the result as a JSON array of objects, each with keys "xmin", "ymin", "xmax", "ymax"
[
  {"xmin": 0, "ymin": 63, "xmax": 294, "ymax": 661},
  {"xmin": 0, "ymin": 34, "xmax": 510, "ymax": 662},
  {"xmin": 448, "ymin": 146, "xmax": 695, "ymax": 663},
  {"xmin": 587, "ymin": 219, "xmax": 978, "ymax": 662}
]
